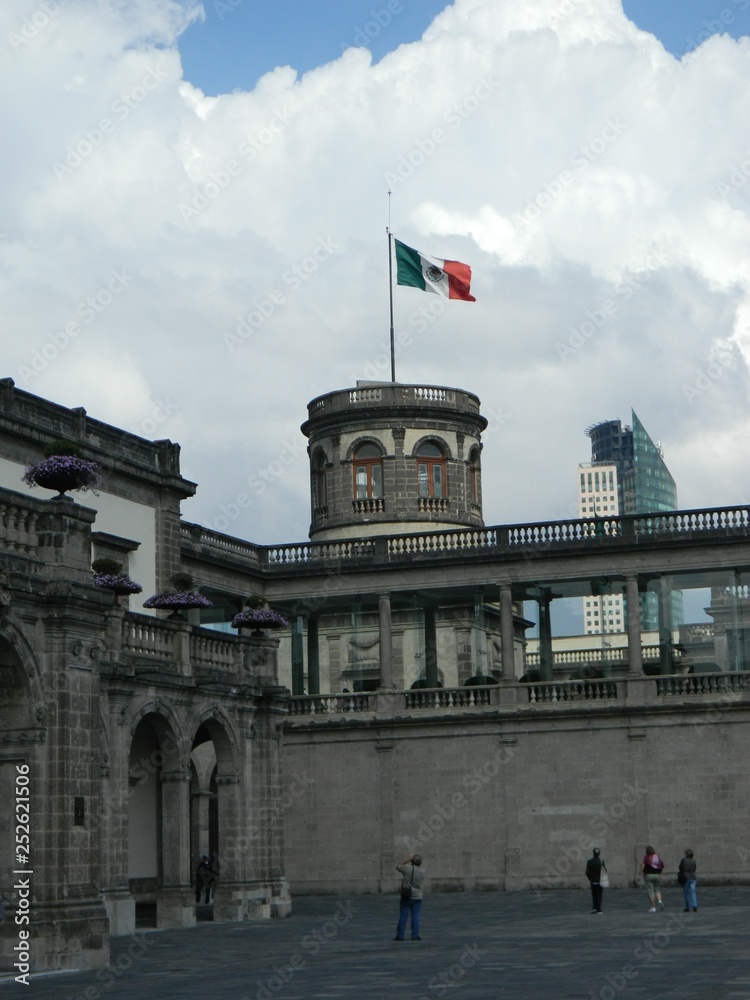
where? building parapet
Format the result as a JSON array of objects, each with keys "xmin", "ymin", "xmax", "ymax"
[
  {"xmin": 286, "ymin": 671, "xmax": 750, "ymax": 720},
  {"xmin": 181, "ymin": 503, "xmax": 750, "ymax": 578}
]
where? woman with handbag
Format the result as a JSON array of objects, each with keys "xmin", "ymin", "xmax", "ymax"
[
  {"xmin": 678, "ymin": 849, "xmax": 698, "ymax": 912},
  {"xmin": 394, "ymin": 853, "xmax": 426, "ymax": 941},
  {"xmin": 638, "ymin": 845, "xmax": 665, "ymax": 912},
  {"xmin": 585, "ymin": 847, "xmax": 607, "ymax": 913}
]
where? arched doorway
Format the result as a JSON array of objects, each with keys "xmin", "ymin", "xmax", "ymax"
[
  {"xmin": 189, "ymin": 717, "xmax": 239, "ymax": 921},
  {"xmin": 127, "ymin": 712, "xmax": 188, "ymax": 927},
  {"xmin": 0, "ymin": 636, "xmax": 33, "ymax": 965}
]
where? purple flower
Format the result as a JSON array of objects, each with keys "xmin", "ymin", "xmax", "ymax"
[
  {"xmin": 23, "ymin": 455, "xmax": 101, "ymax": 494},
  {"xmin": 143, "ymin": 591, "xmax": 213, "ymax": 610},
  {"xmin": 231, "ymin": 608, "xmax": 288, "ymax": 629},
  {"xmin": 93, "ymin": 573, "xmax": 143, "ymax": 595}
]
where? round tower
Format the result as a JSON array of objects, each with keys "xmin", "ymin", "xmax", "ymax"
[{"xmin": 301, "ymin": 382, "xmax": 488, "ymax": 541}]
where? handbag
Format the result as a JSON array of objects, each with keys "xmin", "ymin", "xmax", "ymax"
[
  {"xmin": 677, "ymin": 869, "xmax": 687, "ymax": 885},
  {"xmin": 599, "ymin": 867, "xmax": 609, "ymax": 889},
  {"xmin": 400, "ymin": 865, "xmax": 416, "ymax": 901}
]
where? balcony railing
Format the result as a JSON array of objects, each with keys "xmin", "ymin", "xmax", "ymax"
[
  {"xmin": 181, "ymin": 504, "xmax": 750, "ymax": 576},
  {"xmin": 525, "ymin": 679, "xmax": 619, "ymax": 703},
  {"xmin": 287, "ymin": 673, "xmax": 750, "ymax": 718}
]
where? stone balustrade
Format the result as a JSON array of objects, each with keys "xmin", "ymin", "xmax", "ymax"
[
  {"xmin": 286, "ymin": 671, "xmax": 750, "ymax": 718},
  {"xmin": 181, "ymin": 502, "xmax": 750, "ymax": 576}
]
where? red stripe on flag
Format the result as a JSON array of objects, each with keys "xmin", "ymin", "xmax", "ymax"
[{"xmin": 443, "ymin": 259, "xmax": 475, "ymax": 301}]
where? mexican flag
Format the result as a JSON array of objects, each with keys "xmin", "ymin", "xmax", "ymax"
[{"xmin": 394, "ymin": 238, "xmax": 475, "ymax": 301}]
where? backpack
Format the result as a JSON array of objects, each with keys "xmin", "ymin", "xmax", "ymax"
[{"xmin": 649, "ymin": 853, "xmax": 664, "ymax": 872}]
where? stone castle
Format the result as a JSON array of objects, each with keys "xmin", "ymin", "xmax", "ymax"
[{"xmin": 1, "ymin": 376, "xmax": 749, "ymax": 973}]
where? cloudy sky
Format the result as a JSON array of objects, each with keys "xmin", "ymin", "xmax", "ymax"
[{"xmin": 3, "ymin": 0, "xmax": 750, "ymax": 544}]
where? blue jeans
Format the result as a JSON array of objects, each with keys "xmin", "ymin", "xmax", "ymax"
[
  {"xmin": 395, "ymin": 898, "xmax": 421, "ymax": 939},
  {"xmin": 682, "ymin": 879, "xmax": 697, "ymax": 909}
]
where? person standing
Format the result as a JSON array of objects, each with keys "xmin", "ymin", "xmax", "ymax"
[
  {"xmin": 394, "ymin": 853, "xmax": 425, "ymax": 941},
  {"xmin": 638, "ymin": 844, "xmax": 665, "ymax": 912},
  {"xmin": 585, "ymin": 847, "xmax": 607, "ymax": 913},
  {"xmin": 678, "ymin": 849, "xmax": 698, "ymax": 912},
  {"xmin": 195, "ymin": 854, "xmax": 218, "ymax": 904}
]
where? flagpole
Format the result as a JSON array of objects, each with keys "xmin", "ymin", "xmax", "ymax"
[{"xmin": 387, "ymin": 190, "xmax": 396, "ymax": 383}]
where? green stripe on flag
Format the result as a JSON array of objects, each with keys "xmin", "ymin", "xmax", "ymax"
[{"xmin": 395, "ymin": 239, "xmax": 426, "ymax": 290}]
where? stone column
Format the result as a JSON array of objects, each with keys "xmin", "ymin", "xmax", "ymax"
[
  {"xmin": 306, "ymin": 616, "xmax": 320, "ymax": 694},
  {"xmin": 157, "ymin": 769, "xmax": 194, "ymax": 928},
  {"xmin": 499, "ymin": 583, "xmax": 515, "ymax": 680},
  {"xmin": 212, "ymin": 775, "xmax": 243, "ymax": 922},
  {"xmin": 657, "ymin": 576, "xmax": 675, "ymax": 675},
  {"xmin": 538, "ymin": 589, "xmax": 554, "ymax": 682},
  {"xmin": 378, "ymin": 593, "xmax": 393, "ymax": 688},
  {"xmin": 626, "ymin": 575, "xmax": 643, "ymax": 676},
  {"xmin": 424, "ymin": 603, "xmax": 438, "ymax": 688},
  {"xmin": 291, "ymin": 616, "xmax": 304, "ymax": 694},
  {"xmin": 101, "ymin": 686, "xmax": 136, "ymax": 936}
]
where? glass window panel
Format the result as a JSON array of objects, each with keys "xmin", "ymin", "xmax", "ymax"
[
  {"xmin": 433, "ymin": 464, "xmax": 443, "ymax": 497},
  {"xmin": 355, "ymin": 467, "xmax": 367, "ymax": 499}
]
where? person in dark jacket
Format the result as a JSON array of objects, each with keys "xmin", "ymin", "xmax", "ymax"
[
  {"xmin": 585, "ymin": 847, "xmax": 606, "ymax": 913},
  {"xmin": 678, "ymin": 849, "xmax": 697, "ymax": 912},
  {"xmin": 195, "ymin": 854, "xmax": 218, "ymax": 904}
]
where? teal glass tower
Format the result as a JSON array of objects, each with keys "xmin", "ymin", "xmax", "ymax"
[{"xmin": 586, "ymin": 410, "xmax": 680, "ymax": 630}]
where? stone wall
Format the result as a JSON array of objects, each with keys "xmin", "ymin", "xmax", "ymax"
[{"xmin": 282, "ymin": 695, "xmax": 750, "ymax": 895}]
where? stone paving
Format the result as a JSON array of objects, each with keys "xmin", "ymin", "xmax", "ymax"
[{"xmin": 3, "ymin": 887, "xmax": 750, "ymax": 1000}]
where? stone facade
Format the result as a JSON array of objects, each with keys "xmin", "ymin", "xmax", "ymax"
[
  {"xmin": 2, "ymin": 378, "xmax": 750, "ymax": 975},
  {"xmin": 282, "ymin": 684, "xmax": 750, "ymax": 894},
  {"xmin": 302, "ymin": 383, "xmax": 487, "ymax": 540}
]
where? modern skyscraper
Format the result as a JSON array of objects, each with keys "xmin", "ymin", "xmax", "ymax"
[
  {"xmin": 585, "ymin": 410, "xmax": 677, "ymax": 515},
  {"xmin": 579, "ymin": 410, "xmax": 679, "ymax": 633}
]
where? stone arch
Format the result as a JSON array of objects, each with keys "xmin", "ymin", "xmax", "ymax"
[
  {"xmin": 126, "ymin": 706, "xmax": 188, "ymax": 923},
  {"xmin": 188, "ymin": 711, "xmax": 242, "ymax": 903},
  {"xmin": 0, "ymin": 626, "xmax": 38, "ymax": 918},
  {"xmin": 0, "ymin": 616, "xmax": 44, "ymax": 729},
  {"xmin": 345, "ymin": 436, "xmax": 387, "ymax": 461},
  {"xmin": 410, "ymin": 434, "xmax": 453, "ymax": 460}
]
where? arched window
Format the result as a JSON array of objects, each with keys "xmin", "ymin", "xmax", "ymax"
[
  {"xmin": 353, "ymin": 442, "xmax": 383, "ymax": 499},
  {"xmin": 313, "ymin": 450, "xmax": 328, "ymax": 509},
  {"xmin": 416, "ymin": 441, "xmax": 445, "ymax": 498}
]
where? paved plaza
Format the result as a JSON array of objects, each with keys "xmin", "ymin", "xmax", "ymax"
[{"xmin": 3, "ymin": 887, "xmax": 750, "ymax": 1000}]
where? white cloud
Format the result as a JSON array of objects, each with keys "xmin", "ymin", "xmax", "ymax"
[{"xmin": 2, "ymin": 0, "xmax": 750, "ymax": 544}]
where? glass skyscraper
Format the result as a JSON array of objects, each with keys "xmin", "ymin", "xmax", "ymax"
[{"xmin": 582, "ymin": 410, "xmax": 680, "ymax": 632}]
